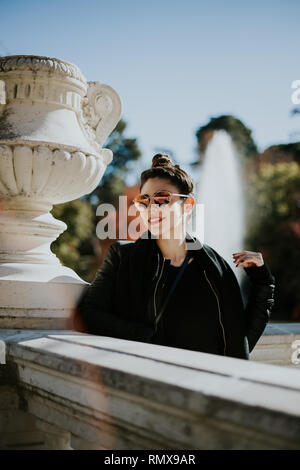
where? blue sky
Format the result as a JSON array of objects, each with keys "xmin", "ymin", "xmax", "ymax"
[{"xmin": 1, "ymin": 0, "xmax": 300, "ymax": 179}]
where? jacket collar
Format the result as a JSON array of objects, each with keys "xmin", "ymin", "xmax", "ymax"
[
  {"xmin": 137, "ymin": 229, "xmax": 203, "ymax": 255},
  {"xmin": 136, "ymin": 229, "xmax": 225, "ymax": 281}
]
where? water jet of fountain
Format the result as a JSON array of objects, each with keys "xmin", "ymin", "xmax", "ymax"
[{"xmin": 193, "ymin": 130, "xmax": 246, "ymax": 285}]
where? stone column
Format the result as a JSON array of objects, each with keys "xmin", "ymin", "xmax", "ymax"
[{"xmin": 0, "ymin": 55, "xmax": 122, "ymax": 329}]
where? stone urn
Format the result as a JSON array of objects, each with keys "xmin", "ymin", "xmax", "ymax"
[{"xmin": 0, "ymin": 55, "xmax": 122, "ymax": 328}]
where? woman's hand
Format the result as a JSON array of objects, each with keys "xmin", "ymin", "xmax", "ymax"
[{"xmin": 232, "ymin": 250, "xmax": 264, "ymax": 268}]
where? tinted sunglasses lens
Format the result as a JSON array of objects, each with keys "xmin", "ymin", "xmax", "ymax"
[
  {"xmin": 154, "ymin": 192, "xmax": 171, "ymax": 206},
  {"xmin": 134, "ymin": 196, "xmax": 149, "ymax": 209}
]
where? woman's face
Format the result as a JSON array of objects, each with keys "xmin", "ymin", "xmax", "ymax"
[{"xmin": 138, "ymin": 177, "xmax": 194, "ymax": 238}]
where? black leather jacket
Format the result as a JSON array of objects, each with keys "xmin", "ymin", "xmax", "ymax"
[{"xmin": 74, "ymin": 230, "xmax": 275, "ymax": 360}]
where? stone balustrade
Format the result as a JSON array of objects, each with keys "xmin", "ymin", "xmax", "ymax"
[
  {"xmin": 0, "ymin": 325, "xmax": 300, "ymax": 450},
  {"xmin": 249, "ymin": 323, "xmax": 300, "ymax": 367}
]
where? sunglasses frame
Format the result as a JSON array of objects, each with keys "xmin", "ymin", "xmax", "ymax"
[{"xmin": 133, "ymin": 190, "xmax": 193, "ymax": 210}]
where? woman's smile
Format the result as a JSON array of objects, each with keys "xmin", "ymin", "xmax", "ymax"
[{"xmin": 148, "ymin": 216, "xmax": 164, "ymax": 224}]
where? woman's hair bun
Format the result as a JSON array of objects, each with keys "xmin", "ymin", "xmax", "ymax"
[
  {"xmin": 140, "ymin": 152, "xmax": 194, "ymax": 195},
  {"xmin": 151, "ymin": 153, "xmax": 173, "ymax": 169}
]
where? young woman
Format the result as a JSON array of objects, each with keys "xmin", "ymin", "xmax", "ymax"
[{"xmin": 73, "ymin": 154, "xmax": 275, "ymax": 360}]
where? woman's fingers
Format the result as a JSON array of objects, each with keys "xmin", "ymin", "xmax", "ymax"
[
  {"xmin": 232, "ymin": 250, "xmax": 254, "ymax": 257},
  {"xmin": 233, "ymin": 250, "xmax": 262, "ymax": 257},
  {"xmin": 232, "ymin": 251, "xmax": 264, "ymax": 267},
  {"xmin": 234, "ymin": 255, "xmax": 248, "ymax": 266}
]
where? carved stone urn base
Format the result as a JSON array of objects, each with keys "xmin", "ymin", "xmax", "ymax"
[
  {"xmin": 0, "ymin": 264, "xmax": 86, "ymax": 329},
  {"xmin": 0, "ymin": 204, "xmax": 88, "ymax": 329}
]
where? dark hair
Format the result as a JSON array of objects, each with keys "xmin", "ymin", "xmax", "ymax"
[{"xmin": 139, "ymin": 153, "xmax": 194, "ymax": 195}]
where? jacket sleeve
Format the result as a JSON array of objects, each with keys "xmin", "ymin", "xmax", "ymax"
[
  {"xmin": 243, "ymin": 261, "xmax": 276, "ymax": 353},
  {"xmin": 73, "ymin": 241, "xmax": 154, "ymax": 342}
]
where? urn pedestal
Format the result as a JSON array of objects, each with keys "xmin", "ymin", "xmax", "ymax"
[{"xmin": 0, "ymin": 55, "xmax": 122, "ymax": 328}]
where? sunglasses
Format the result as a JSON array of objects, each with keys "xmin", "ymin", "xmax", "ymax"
[{"xmin": 133, "ymin": 190, "xmax": 191, "ymax": 210}]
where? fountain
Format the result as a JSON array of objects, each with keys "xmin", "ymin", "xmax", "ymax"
[{"xmin": 194, "ymin": 130, "xmax": 246, "ymax": 285}]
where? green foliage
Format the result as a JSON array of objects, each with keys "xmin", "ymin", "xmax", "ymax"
[
  {"xmin": 265, "ymin": 142, "xmax": 300, "ymax": 164},
  {"xmin": 244, "ymin": 161, "xmax": 300, "ymax": 320},
  {"xmin": 90, "ymin": 119, "xmax": 142, "ymax": 207},
  {"xmin": 96, "ymin": 172, "xmax": 127, "ymax": 209},
  {"xmin": 51, "ymin": 199, "xmax": 95, "ymax": 280},
  {"xmin": 196, "ymin": 115, "xmax": 258, "ymax": 158}
]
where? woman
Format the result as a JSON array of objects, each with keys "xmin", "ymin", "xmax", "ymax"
[{"xmin": 73, "ymin": 154, "xmax": 276, "ymax": 360}]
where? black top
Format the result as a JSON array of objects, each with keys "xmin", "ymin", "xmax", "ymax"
[
  {"xmin": 149, "ymin": 257, "xmax": 225, "ymax": 355},
  {"xmin": 76, "ymin": 235, "xmax": 275, "ymax": 360}
]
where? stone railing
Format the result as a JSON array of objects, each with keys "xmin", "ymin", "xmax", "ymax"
[
  {"xmin": 0, "ymin": 325, "xmax": 300, "ymax": 450},
  {"xmin": 249, "ymin": 323, "xmax": 300, "ymax": 367}
]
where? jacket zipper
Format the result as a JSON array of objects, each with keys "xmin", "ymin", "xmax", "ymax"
[
  {"xmin": 153, "ymin": 257, "xmax": 166, "ymax": 320},
  {"xmin": 204, "ymin": 269, "xmax": 227, "ymax": 356}
]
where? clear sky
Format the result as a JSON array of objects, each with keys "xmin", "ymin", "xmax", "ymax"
[{"xmin": 1, "ymin": 0, "xmax": 300, "ymax": 177}]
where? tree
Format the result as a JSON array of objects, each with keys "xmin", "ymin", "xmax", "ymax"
[
  {"xmin": 87, "ymin": 119, "xmax": 142, "ymax": 208},
  {"xmin": 51, "ymin": 199, "xmax": 95, "ymax": 280},
  {"xmin": 259, "ymin": 143, "xmax": 300, "ymax": 165},
  {"xmin": 195, "ymin": 115, "xmax": 258, "ymax": 161},
  {"xmin": 243, "ymin": 161, "xmax": 300, "ymax": 321}
]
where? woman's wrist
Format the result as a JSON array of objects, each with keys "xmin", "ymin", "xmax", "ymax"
[{"xmin": 243, "ymin": 261, "xmax": 275, "ymax": 284}]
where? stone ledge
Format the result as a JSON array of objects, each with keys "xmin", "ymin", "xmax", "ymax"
[{"xmin": 0, "ymin": 328, "xmax": 300, "ymax": 449}]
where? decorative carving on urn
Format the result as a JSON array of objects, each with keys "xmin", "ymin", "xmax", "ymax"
[
  {"xmin": 81, "ymin": 82, "xmax": 122, "ymax": 153},
  {"xmin": 0, "ymin": 144, "xmax": 106, "ymax": 207},
  {"xmin": 0, "ymin": 55, "xmax": 122, "ymax": 329}
]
